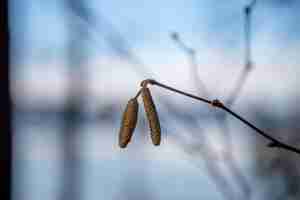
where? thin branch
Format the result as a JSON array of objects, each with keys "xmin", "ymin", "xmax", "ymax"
[
  {"xmin": 170, "ymin": 32, "xmax": 209, "ymax": 97},
  {"xmin": 171, "ymin": 32, "xmax": 251, "ymax": 198},
  {"xmin": 144, "ymin": 79, "xmax": 211, "ymax": 104},
  {"xmin": 143, "ymin": 79, "xmax": 300, "ymax": 155},
  {"xmin": 226, "ymin": 0, "xmax": 257, "ymax": 106},
  {"xmin": 226, "ymin": 63, "xmax": 252, "ymax": 106},
  {"xmin": 217, "ymin": 117, "xmax": 252, "ymax": 198}
]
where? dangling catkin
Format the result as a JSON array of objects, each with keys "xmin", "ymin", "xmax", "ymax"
[
  {"xmin": 119, "ymin": 98, "xmax": 139, "ymax": 148},
  {"xmin": 142, "ymin": 87, "xmax": 161, "ymax": 146}
]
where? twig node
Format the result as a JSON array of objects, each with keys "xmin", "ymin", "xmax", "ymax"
[{"xmin": 211, "ymin": 99, "xmax": 223, "ymax": 108}]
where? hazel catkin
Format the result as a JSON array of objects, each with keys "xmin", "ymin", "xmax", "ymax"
[
  {"xmin": 118, "ymin": 98, "xmax": 139, "ymax": 148},
  {"xmin": 142, "ymin": 87, "xmax": 161, "ymax": 146}
]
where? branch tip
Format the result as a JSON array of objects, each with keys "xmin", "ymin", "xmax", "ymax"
[{"xmin": 170, "ymin": 32, "xmax": 179, "ymax": 41}]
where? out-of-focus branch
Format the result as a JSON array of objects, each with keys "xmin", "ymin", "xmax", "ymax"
[
  {"xmin": 70, "ymin": 9, "xmax": 153, "ymax": 78},
  {"xmin": 67, "ymin": 4, "xmax": 158, "ymax": 199},
  {"xmin": 170, "ymin": 32, "xmax": 209, "ymax": 97},
  {"xmin": 170, "ymin": 32, "xmax": 251, "ymax": 199},
  {"xmin": 226, "ymin": 0, "xmax": 257, "ymax": 106},
  {"xmin": 168, "ymin": 2, "xmax": 257, "ymax": 196},
  {"xmin": 164, "ymin": 119, "xmax": 237, "ymax": 200},
  {"xmin": 216, "ymin": 115, "xmax": 252, "ymax": 198}
]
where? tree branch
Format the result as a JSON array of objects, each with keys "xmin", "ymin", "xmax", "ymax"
[{"xmin": 143, "ymin": 79, "xmax": 300, "ymax": 155}]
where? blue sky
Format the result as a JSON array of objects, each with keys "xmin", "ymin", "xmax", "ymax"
[{"xmin": 10, "ymin": 0, "xmax": 300, "ymax": 108}]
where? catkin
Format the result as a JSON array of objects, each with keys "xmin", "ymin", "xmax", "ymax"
[
  {"xmin": 142, "ymin": 87, "xmax": 161, "ymax": 146},
  {"xmin": 119, "ymin": 98, "xmax": 139, "ymax": 148}
]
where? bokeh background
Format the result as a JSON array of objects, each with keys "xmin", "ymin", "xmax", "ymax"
[{"xmin": 10, "ymin": 0, "xmax": 300, "ymax": 200}]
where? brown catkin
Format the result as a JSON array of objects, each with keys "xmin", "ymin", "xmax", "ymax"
[
  {"xmin": 142, "ymin": 87, "xmax": 161, "ymax": 146},
  {"xmin": 118, "ymin": 98, "xmax": 139, "ymax": 148}
]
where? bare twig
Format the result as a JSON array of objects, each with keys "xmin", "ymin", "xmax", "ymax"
[
  {"xmin": 226, "ymin": 0, "xmax": 257, "ymax": 106},
  {"xmin": 170, "ymin": 32, "xmax": 209, "ymax": 97},
  {"xmin": 143, "ymin": 79, "xmax": 300, "ymax": 155}
]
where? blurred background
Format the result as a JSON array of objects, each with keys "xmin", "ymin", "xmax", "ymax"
[{"xmin": 9, "ymin": 0, "xmax": 300, "ymax": 200}]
